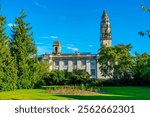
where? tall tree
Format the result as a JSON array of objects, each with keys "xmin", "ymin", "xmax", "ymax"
[
  {"xmin": 10, "ymin": 10, "xmax": 40, "ymax": 89},
  {"xmin": 0, "ymin": 13, "xmax": 17, "ymax": 91},
  {"xmin": 98, "ymin": 45, "xmax": 133, "ymax": 80},
  {"xmin": 133, "ymin": 52, "xmax": 150, "ymax": 86}
]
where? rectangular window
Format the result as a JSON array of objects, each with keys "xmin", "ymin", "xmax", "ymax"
[
  {"xmin": 64, "ymin": 69, "xmax": 68, "ymax": 72},
  {"xmin": 73, "ymin": 60, "xmax": 77, "ymax": 65},
  {"xmin": 91, "ymin": 69, "xmax": 96, "ymax": 76},
  {"xmin": 81, "ymin": 60, "xmax": 86, "ymax": 66},
  {"xmin": 64, "ymin": 60, "xmax": 68, "ymax": 66},
  {"xmin": 55, "ymin": 60, "xmax": 59, "ymax": 66},
  {"xmin": 91, "ymin": 61, "xmax": 96, "ymax": 66}
]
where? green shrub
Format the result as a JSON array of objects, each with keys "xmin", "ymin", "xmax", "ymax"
[
  {"xmin": 80, "ymin": 84, "xmax": 86, "ymax": 90},
  {"xmin": 100, "ymin": 79, "xmax": 116, "ymax": 86},
  {"xmin": 89, "ymin": 79, "xmax": 101, "ymax": 86}
]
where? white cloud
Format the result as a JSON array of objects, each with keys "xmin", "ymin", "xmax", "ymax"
[
  {"xmin": 40, "ymin": 36, "xmax": 51, "ymax": 39},
  {"xmin": 40, "ymin": 35, "xmax": 58, "ymax": 39},
  {"xmin": 67, "ymin": 44, "xmax": 74, "ymax": 46},
  {"xmin": 88, "ymin": 45, "xmax": 94, "ymax": 47},
  {"xmin": 8, "ymin": 23, "xmax": 16, "ymax": 27},
  {"xmin": 50, "ymin": 36, "xmax": 58, "ymax": 39},
  {"xmin": 67, "ymin": 47, "xmax": 79, "ymax": 52},
  {"xmin": 35, "ymin": 1, "xmax": 47, "ymax": 9}
]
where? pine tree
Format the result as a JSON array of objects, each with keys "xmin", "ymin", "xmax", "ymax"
[
  {"xmin": 0, "ymin": 13, "xmax": 17, "ymax": 91},
  {"xmin": 10, "ymin": 10, "xmax": 40, "ymax": 89}
]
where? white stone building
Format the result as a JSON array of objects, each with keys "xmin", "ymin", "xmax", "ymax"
[{"xmin": 40, "ymin": 10, "xmax": 112, "ymax": 79}]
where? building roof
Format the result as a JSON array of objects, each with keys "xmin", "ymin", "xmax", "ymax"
[{"xmin": 40, "ymin": 52, "xmax": 98, "ymax": 60}]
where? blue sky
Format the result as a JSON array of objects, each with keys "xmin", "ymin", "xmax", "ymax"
[{"xmin": 1, "ymin": 0, "xmax": 150, "ymax": 55}]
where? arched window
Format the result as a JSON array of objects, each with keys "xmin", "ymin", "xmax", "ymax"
[{"xmin": 55, "ymin": 47, "xmax": 58, "ymax": 53}]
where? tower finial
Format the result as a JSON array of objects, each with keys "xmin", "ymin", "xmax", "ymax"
[{"xmin": 100, "ymin": 10, "xmax": 112, "ymax": 47}]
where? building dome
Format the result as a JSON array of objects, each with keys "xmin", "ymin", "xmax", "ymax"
[{"xmin": 53, "ymin": 40, "xmax": 61, "ymax": 46}]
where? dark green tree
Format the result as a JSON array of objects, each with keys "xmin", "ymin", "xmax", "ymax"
[
  {"xmin": 133, "ymin": 53, "xmax": 150, "ymax": 86},
  {"xmin": 51, "ymin": 70, "xmax": 65, "ymax": 85},
  {"xmin": 70, "ymin": 70, "xmax": 90, "ymax": 86},
  {"xmin": 35, "ymin": 61, "xmax": 50, "ymax": 87},
  {"xmin": 10, "ymin": 10, "xmax": 40, "ymax": 89},
  {"xmin": 0, "ymin": 13, "xmax": 17, "ymax": 91},
  {"xmin": 43, "ymin": 70, "xmax": 66, "ymax": 86},
  {"xmin": 98, "ymin": 45, "xmax": 133, "ymax": 81}
]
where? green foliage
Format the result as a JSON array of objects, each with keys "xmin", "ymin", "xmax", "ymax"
[
  {"xmin": 88, "ymin": 79, "xmax": 101, "ymax": 86},
  {"xmin": 35, "ymin": 61, "xmax": 50, "ymax": 88},
  {"xmin": 100, "ymin": 79, "xmax": 116, "ymax": 86},
  {"xmin": 41, "ymin": 70, "xmax": 90, "ymax": 87},
  {"xmin": 141, "ymin": 6, "xmax": 150, "ymax": 12},
  {"xmin": 139, "ymin": 6, "xmax": 150, "ymax": 38},
  {"xmin": 0, "ymin": 13, "xmax": 17, "ymax": 91},
  {"xmin": 133, "ymin": 53, "xmax": 150, "ymax": 86},
  {"xmin": 98, "ymin": 45, "xmax": 150, "ymax": 86},
  {"xmin": 70, "ymin": 70, "xmax": 90, "ymax": 86},
  {"xmin": 10, "ymin": 10, "xmax": 40, "ymax": 89},
  {"xmin": 80, "ymin": 84, "xmax": 85, "ymax": 90},
  {"xmin": 43, "ymin": 70, "xmax": 66, "ymax": 86},
  {"xmin": 98, "ymin": 45, "xmax": 133, "ymax": 81},
  {"xmin": 39, "ymin": 61, "xmax": 50, "ymax": 77}
]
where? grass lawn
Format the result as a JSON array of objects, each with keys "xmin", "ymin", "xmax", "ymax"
[{"xmin": 0, "ymin": 87, "xmax": 150, "ymax": 100}]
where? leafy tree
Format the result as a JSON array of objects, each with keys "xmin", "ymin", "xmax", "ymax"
[
  {"xmin": 98, "ymin": 45, "xmax": 133, "ymax": 81},
  {"xmin": 38, "ymin": 61, "xmax": 50, "ymax": 85},
  {"xmin": 70, "ymin": 70, "xmax": 90, "ymax": 86},
  {"xmin": 39, "ymin": 61, "xmax": 50, "ymax": 78},
  {"xmin": 42, "ymin": 70, "xmax": 90, "ymax": 86},
  {"xmin": 43, "ymin": 70, "xmax": 66, "ymax": 86},
  {"xmin": 53, "ymin": 70, "xmax": 65, "ymax": 85},
  {"xmin": 10, "ymin": 10, "xmax": 40, "ymax": 89},
  {"xmin": 133, "ymin": 53, "xmax": 150, "ymax": 86},
  {"xmin": 0, "ymin": 13, "xmax": 17, "ymax": 91}
]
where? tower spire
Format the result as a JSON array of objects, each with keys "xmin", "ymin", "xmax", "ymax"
[{"xmin": 100, "ymin": 10, "xmax": 112, "ymax": 47}]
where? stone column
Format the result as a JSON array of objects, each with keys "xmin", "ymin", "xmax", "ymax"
[
  {"xmin": 49, "ymin": 55, "xmax": 53, "ymax": 71},
  {"xmin": 86, "ymin": 60, "xmax": 91, "ymax": 75},
  {"xmin": 77, "ymin": 60, "xmax": 81, "ymax": 69},
  {"xmin": 96, "ymin": 62, "xmax": 101, "ymax": 79},
  {"xmin": 68, "ymin": 60, "xmax": 73, "ymax": 72},
  {"xmin": 59, "ymin": 60, "xmax": 63, "ymax": 70}
]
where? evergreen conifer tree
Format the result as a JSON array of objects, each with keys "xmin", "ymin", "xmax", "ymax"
[
  {"xmin": 0, "ymin": 13, "xmax": 17, "ymax": 91},
  {"xmin": 10, "ymin": 10, "xmax": 40, "ymax": 89}
]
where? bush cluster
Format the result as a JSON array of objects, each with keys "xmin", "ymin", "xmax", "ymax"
[{"xmin": 38, "ymin": 70, "xmax": 91, "ymax": 87}]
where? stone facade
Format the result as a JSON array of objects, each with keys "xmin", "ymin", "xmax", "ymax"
[
  {"xmin": 40, "ymin": 10, "xmax": 112, "ymax": 79},
  {"xmin": 41, "ymin": 53, "xmax": 100, "ymax": 78}
]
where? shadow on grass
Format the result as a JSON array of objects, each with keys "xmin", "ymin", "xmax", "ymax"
[{"xmin": 50, "ymin": 87, "xmax": 150, "ymax": 100}]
